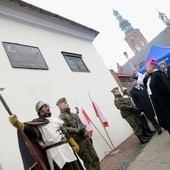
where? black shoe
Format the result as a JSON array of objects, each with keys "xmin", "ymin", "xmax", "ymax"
[
  {"xmin": 147, "ymin": 130, "xmax": 156, "ymax": 135},
  {"xmin": 139, "ymin": 136, "xmax": 150, "ymax": 144},
  {"xmin": 142, "ymin": 132, "xmax": 152, "ymax": 139},
  {"xmin": 158, "ymin": 130, "xmax": 162, "ymax": 135},
  {"xmin": 143, "ymin": 134, "xmax": 152, "ymax": 140}
]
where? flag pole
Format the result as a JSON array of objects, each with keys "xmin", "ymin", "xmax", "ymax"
[
  {"xmin": 88, "ymin": 93, "xmax": 116, "ymax": 151},
  {"xmin": 123, "ymin": 52, "xmax": 133, "ymax": 69},
  {"xmin": 76, "ymin": 102, "xmax": 113, "ymax": 150},
  {"xmin": 91, "ymin": 119, "xmax": 113, "ymax": 150},
  {"xmin": 97, "ymin": 113, "xmax": 115, "ymax": 150},
  {"xmin": 0, "ymin": 90, "xmax": 48, "ymax": 170}
]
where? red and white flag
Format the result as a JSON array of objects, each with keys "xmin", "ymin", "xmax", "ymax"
[
  {"xmin": 76, "ymin": 101, "xmax": 93, "ymax": 136},
  {"xmin": 88, "ymin": 93, "xmax": 109, "ymax": 127}
]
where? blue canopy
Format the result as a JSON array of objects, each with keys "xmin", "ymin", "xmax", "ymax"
[{"xmin": 138, "ymin": 45, "xmax": 170, "ymax": 73}]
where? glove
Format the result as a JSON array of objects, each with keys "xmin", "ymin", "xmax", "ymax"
[
  {"xmin": 79, "ymin": 128, "xmax": 86, "ymax": 136},
  {"xmin": 9, "ymin": 114, "xmax": 25, "ymax": 130},
  {"xmin": 69, "ymin": 138, "xmax": 79, "ymax": 153}
]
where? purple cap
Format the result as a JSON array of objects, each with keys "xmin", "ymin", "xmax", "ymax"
[{"xmin": 146, "ymin": 59, "xmax": 157, "ymax": 66}]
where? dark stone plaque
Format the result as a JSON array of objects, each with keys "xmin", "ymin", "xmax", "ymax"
[{"xmin": 2, "ymin": 42, "xmax": 48, "ymax": 70}]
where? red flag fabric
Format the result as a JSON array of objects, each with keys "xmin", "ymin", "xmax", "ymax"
[
  {"xmin": 76, "ymin": 101, "xmax": 93, "ymax": 136},
  {"xmin": 88, "ymin": 94, "xmax": 109, "ymax": 127}
]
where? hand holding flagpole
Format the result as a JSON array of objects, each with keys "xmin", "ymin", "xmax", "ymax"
[
  {"xmin": 123, "ymin": 51, "xmax": 133, "ymax": 69},
  {"xmin": 0, "ymin": 89, "xmax": 48, "ymax": 170}
]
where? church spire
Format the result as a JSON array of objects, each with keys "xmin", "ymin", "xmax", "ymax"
[
  {"xmin": 157, "ymin": 10, "xmax": 170, "ymax": 27},
  {"xmin": 112, "ymin": 9, "xmax": 148, "ymax": 55},
  {"xmin": 113, "ymin": 9, "xmax": 134, "ymax": 35}
]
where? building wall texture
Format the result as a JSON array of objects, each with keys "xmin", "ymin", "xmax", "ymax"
[{"xmin": 0, "ymin": 1, "xmax": 133, "ymax": 169}]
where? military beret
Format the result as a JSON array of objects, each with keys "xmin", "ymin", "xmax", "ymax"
[
  {"xmin": 56, "ymin": 97, "xmax": 66, "ymax": 105},
  {"xmin": 111, "ymin": 87, "xmax": 118, "ymax": 93}
]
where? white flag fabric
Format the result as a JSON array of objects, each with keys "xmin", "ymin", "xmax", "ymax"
[
  {"xmin": 88, "ymin": 93, "xmax": 109, "ymax": 127},
  {"xmin": 76, "ymin": 101, "xmax": 93, "ymax": 136}
]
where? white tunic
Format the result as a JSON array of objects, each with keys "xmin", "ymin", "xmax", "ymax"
[{"xmin": 37, "ymin": 117, "xmax": 77, "ymax": 170}]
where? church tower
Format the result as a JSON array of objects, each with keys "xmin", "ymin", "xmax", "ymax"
[
  {"xmin": 158, "ymin": 10, "xmax": 170, "ymax": 27},
  {"xmin": 113, "ymin": 10, "xmax": 148, "ymax": 54}
]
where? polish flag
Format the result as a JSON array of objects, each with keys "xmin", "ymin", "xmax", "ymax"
[
  {"xmin": 88, "ymin": 93, "xmax": 109, "ymax": 127},
  {"xmin": 76, "ymin": 101, "xmax": 93, "ymax": 136}
]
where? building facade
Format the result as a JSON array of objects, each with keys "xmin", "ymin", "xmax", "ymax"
[{"xmin": 0, "ymin": 1, "xmax": 133, "ymax": 169}]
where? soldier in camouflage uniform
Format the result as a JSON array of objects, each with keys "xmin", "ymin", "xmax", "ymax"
[
  {"xmin": 111, "ymin": 87, "xmax": 150, "ymax": 144},
  {"xmin": 56, "ymin": 97, "xmax": 101, "ymax": 170}
]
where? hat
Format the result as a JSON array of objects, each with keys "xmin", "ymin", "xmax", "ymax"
[
  {"xmin": 159, "ymin": 61, "xmax": 167, "ymax": 65},
  {"xmin": 146, "ymin": 59, "xmax": 158, "ymax": 66},
  {"xmin": 121, "ymin": 87, "xmax": 127, "ymax": 94},
  {"xmin": 111, "ymin": 87, "xmax": 118, "ymax": 93},
  {"xmin": 56, "ymin": 97, "xmax": 66, "ymax": 105},
  {"xmin": 35, "ymin": 101, "xmax": 48, "ymax": 113}
]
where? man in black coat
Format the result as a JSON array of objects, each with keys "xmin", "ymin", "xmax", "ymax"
[
  {"xmin": 130, "ymin": 76, "xmax": 162, "ymax": 135},
  {"xmin": 159, "ymin": 61, "xmax": 170, "ymax": 85},
  {"xmin": 143, "ymin": 59, "xmax": 170, "ymax": 134}
]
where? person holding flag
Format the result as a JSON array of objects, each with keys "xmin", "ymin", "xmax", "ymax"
[{"xmin": 56, "ymin": 97, "xmax": 101, "ymax": 170}]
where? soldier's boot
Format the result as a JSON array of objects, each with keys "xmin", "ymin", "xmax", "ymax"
[
  {"xmin": 142, "ymin": 130, "xmax": 152, "ymax": 139},
  {"xmin": 138, "ymin": 135, "xmax": 150, "ymax": 144},
  {"xmin": 139, "ymin": 114, "xmax": 156, "ymax": 136},
  {"xmin": 147, "ymin": 129, "xmax": 156, "ymax": 135}
]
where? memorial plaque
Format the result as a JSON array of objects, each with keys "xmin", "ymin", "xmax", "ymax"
[{"xmin": 2, "ymin": 42, "xmax": 48, "ymax": 70}]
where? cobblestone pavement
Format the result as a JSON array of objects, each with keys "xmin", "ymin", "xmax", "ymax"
[{"xmin": 100, "ymin": 134, "xmax": 144, "ymax": 170}]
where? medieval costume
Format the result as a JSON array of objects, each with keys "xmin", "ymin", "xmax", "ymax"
[{"xmin": 9, "ymin": 101, "xmax": 84, "ymax": 170}]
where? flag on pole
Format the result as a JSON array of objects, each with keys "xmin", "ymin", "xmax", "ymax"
[
  {"xmin": 88, "ymin": 93, "xmax": 109, "ymax": 127},
  {"xmin": 76, "ymin": 101, "xmax": 93, "ymax": 136}
]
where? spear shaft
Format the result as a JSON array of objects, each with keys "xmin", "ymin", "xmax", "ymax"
[{"xmin": 0, "ymin": 93, "xmax": 48, "ymax": 170}]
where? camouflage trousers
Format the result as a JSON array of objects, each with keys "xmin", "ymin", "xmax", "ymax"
[
  {"xmin": 77, "ymin": 137, "xmax": 100, "ymax": 170},
  {"xmin": 124, "ymin": 114, "xmax": 142, "ymax": 138}
]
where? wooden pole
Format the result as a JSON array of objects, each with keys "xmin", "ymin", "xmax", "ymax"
[
  {"xmin": 88, "ymin": 93, "xmax": 116, "ymax": 150},
  {"xmin": 90, "ymin": 120, "xmax": 113, "ymax": 150},
  {"xmin": 75, "ymin": 105, "xmax": 113, "ymax": 150},
  {"xmin": 0, "ymin": 93, "xmax": 48, "ymax": 170}
]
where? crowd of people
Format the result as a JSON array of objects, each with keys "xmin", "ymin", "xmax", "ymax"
[
  {"xmin": 111, "ymin": 59, "xmax": 170, "ymax": 145},
  {"xmin": 8, "ymin": 58, "xmax": 170, "ymax": 170}
]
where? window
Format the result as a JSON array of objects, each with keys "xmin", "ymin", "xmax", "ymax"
[
  {"xmin": 140, "ymin": 41, "xmax": 145, "ymax": 46},
  {"xmin": 61, "ymin": 52, "xmax": 90, "ymax": 72},
  {"xmin": 135, "ymin": 45, "xmax": 141, "ymax": 51}
]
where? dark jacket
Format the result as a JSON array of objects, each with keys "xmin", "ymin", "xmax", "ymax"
[
  {"xmin": 143, "ymin": 70, "xmax": 170, "ymax": 133},
  {"xmin": 130, "ymin": 85, "xmax": 156, "ymax": 119}
]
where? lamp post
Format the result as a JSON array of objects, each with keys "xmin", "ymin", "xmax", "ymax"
[{"xmin": 123, "ymin": 52, "xmax": 133, "ymax": 69}]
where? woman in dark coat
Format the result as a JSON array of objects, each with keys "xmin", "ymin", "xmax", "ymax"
[{"xmin": 143, "ymin": 59, "xmax": 170, "ymax": 134}]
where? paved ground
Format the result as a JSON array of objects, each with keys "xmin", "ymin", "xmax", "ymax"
[
  {"xmin": 100, "ymin": 130, "xmax": 170, "ymax": 170},
  {"xmin": 100, "ymin": 134, "xmax": 143, "ymax": 170},
  {"xmin": 128, "ymin": 130, "xmax": 170, "ymax": 170}
]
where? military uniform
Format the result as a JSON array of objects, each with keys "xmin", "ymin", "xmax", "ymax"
[
  {"xmin": 57, "ymin": 98, "xmax": 100, "ymax": 170},
  {"xmin": 114, "ymin": 94, "xmax": 142, "ymax": 138},
  {"xmin": 111, "ymin": 87, "xmax": 150, "ymax": 144}
]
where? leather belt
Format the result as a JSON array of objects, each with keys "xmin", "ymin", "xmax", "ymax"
[{"xmin": 45, "ymin": 139, "xmax": 68, "ymax": 150}]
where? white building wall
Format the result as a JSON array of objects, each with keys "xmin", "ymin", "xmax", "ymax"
[{"xmin": 0, "ymin": 4, "xmax": 133, "ymax": 170}]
